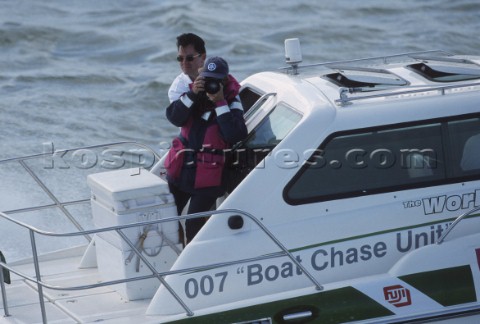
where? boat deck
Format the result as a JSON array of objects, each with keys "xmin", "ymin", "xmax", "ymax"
[{"xmin": 1, "ymin": 246, "xmax": 156, "ymax": 324}]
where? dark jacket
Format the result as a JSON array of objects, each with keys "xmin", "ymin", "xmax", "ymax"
[{"xmin": 165, "ymin": 75, "xmax": 247, "ymax": 197}]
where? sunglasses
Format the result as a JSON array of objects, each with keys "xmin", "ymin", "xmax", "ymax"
[{"xmin": 176, "ymin": 54, "xmax": 201, "ymax": 62}]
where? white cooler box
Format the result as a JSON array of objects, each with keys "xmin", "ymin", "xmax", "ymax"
[{"xmin": 87, "ymin": 168, "xmax": 182, "ymax": 300}]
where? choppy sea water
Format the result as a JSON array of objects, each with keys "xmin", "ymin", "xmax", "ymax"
[{"xmin": 1, "ymin": 0, "xmax": 480, "ymax": 260}]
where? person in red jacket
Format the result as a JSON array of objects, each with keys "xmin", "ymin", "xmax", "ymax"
[{"xmin": 165, "ymin": 56, "xmax": 247, "ymax": 244}]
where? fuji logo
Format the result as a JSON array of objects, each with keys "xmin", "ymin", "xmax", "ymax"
[{"xmin": 383, "ymin": 285, "xmax": 412, "ymax": 307}]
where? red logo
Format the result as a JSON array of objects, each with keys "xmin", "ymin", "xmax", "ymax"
[{"xmin": 383, "ymin": 285, "xmax": 412, "ymax": 307}]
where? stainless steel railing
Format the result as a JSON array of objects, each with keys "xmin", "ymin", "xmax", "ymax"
[
  {"xmin": 335, "ymin": 81, "xmax": 480, "ymax": 105},
  {"xmin": 0, "ymin": 208, "xmax": 323, "ymax": 323},
  {"xmin": 0, "ymin": 141, "xmax": 162, "ymax": 241},
  {"xmin": 0, "ymin": 142, "xmax": 161, "ymax": 322},
  {"xmin": 437, "ymin": 205, "xmax": 480, "ymax": 244}
]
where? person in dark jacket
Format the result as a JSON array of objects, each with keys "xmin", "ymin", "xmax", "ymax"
[{"xmin": 165, "ymin": 56, "xmax": 247, "ymax": 244}]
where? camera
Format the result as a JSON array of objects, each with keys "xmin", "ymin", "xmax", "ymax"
[{"xmin": 204, "ymin": 77, "xmax": 222, "ymax": 94}]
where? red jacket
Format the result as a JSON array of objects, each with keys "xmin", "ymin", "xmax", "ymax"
[{"xmin": 165, "ymin": 75, "xmax": 247, "ymax": 196}]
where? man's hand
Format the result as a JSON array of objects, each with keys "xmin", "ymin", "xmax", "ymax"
[{"xmin": 192, "ymin": 76, "xmax": 205, "ymax": 94}]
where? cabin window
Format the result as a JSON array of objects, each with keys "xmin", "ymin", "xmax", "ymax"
[
  {"xmin": 285, "ymin": 123, "xmax": 445, "ymax": 204},
  {"xmin": 244, "ymin": 104, "xmax": 302, "ymax": 148},
  {"xmin": 285, "ymin": 114, "xmax": 480, "ymax": 204},
  {"xmin": 239, "ymin": 87, "xmax": 262, "ymax": 114},
  {"xmin": 447, "ymin": 117, "xmax": 480, "ymax": 175},
  {"xmin": 227, "ymin": 104, "xmax": 302, "ymax": 192}
]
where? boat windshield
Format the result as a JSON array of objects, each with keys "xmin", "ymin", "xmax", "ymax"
[
  {"xmin": 243, "ymin": 104, "xmax": 302, "ymax": 149},
  {"xmin": 227, "ymin": 104, "xmax": 302, "ymax": 192}
]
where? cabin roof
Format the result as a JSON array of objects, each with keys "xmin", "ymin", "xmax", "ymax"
[{"xmin": 249, "ymin": 51, "xmax": 480, "ymax": 109}]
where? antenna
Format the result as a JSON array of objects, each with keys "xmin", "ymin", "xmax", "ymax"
[{"xmin": 285, "ymin": 38, "xmax": 302, "ymax": 74}]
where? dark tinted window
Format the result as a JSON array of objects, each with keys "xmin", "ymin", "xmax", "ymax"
[
  {"xmin": 448, "ymin": 117, "xmax": 480, "ymax": 176},
  {"xmin": 285, "ymin": 115, "xmax": 480, "ymax": 205},
  {"xmin": 239, "ymin": 87, "xmax": 261, "ymax": 114}
]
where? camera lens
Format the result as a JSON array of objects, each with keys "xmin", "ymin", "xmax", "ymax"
[{"xmin": 205, "ymin": 78, "xmax": 221, "ymax": 94}]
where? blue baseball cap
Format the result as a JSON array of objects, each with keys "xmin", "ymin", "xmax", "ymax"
[{"xmin": 200, "ymin": 56, "xmax": 229, "ymax": 79}]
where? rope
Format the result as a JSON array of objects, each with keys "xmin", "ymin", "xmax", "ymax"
[{"xmin": 125, "ymin": 225, "xmax": 164, "ymax": 272}]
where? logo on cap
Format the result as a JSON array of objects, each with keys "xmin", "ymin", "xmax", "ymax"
[{"xmin": 207, "ymin": 63, "xmax": 217, "ymax": 71}]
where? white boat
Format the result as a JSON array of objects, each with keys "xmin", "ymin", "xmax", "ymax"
[{"xmin": 2, "ymin": 39, "xmax": 480, "ymax": 323}]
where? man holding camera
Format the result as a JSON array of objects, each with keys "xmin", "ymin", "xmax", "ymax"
[{"xmin": 165, "ymin": 55, "xmax": 247, "ymax": 245}]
